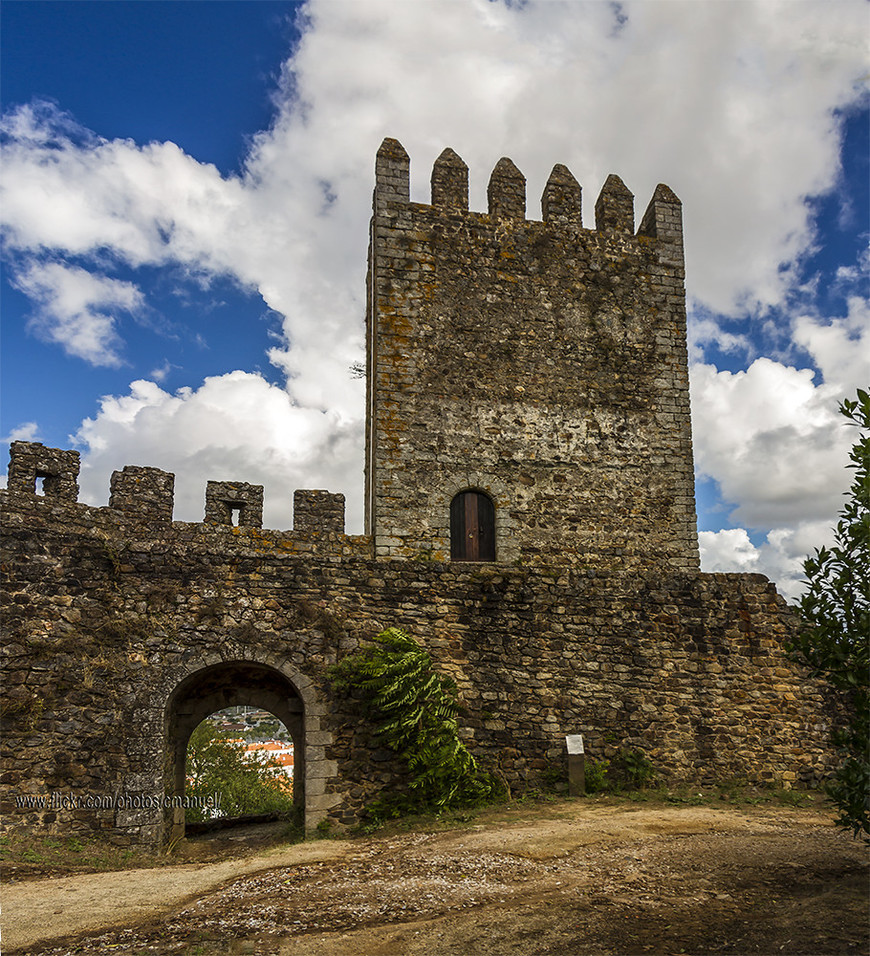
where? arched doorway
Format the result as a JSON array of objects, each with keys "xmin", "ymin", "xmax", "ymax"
[{"xmin": 164, "ymin": 661, "xmax": 305, "ymax": 841}]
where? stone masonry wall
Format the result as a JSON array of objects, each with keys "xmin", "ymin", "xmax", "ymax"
[
  {"xmin": 1, "ymin": 459, "xmax": 836, "ymax": 847},
  {"xmin": 365, "ymin": 139, "xmax": 699, "ymax": 572},
  {"xmin": 0, "ymin": 141, "xmax": 838, "ymax": 849}
]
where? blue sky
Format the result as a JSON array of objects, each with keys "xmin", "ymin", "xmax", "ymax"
[
  {"xmin": 1, "ymin": 2, "xmax": 296, "ymax": 438},
  {"xmin": 1, "ymin": 0, "xmax": 868, "ymax": 599}
]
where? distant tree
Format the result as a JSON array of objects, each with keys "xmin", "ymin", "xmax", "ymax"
[
  {"xmin": 790, "ymin": 389, "xmax": 869, "ymax": 840},
  {"xmin": 254, "ymin": 718, "xmax": 284, "ymax": 740},
  {"xmin": 186, "ymin": 721, "xmax": 295, "ymax": 823}
]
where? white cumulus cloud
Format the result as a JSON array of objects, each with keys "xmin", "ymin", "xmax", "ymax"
[
  {"xmin": 2, "ymin": 421, "xmax": 40, "ymax": 444},
  {"xmin": 793, "ymin": 295, "xmax": 870, "ymax": 391},
  {"xmin": 690, "ymin": 357, "xmax": 856, "ymax": 528},
  {"xmin": 699, "ymin": 521, "xmax": 839, "ymax": 602},
  {"xmin": 11, "ymin": 260, "xmax": 143, "ymax": 366}
]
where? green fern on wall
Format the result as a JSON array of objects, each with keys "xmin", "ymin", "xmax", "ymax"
[{"xmin": 329, "ymin": 627, "xmax": 499, "ymax": 814}]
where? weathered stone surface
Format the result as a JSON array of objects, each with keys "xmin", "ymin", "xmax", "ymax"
[
  {"xmin": 366, "ymin": 141, "xmax": 697, "ymax": 572},
  {"xmin": 488, "ymin": 157, "xmax": 526, "ymax": 219},
  {"xmin": 110, "ymin": 466, "xmax": 175, "ymax": 523},
  {"xmin": 431, "ymin": 147, "xmax": 469, "ymax": 211},
  {"xmin": 294, "ymin": 490, "xmax": 345, "ymax": 535},
  {"xmin": 0, "ymin": 141, "xmax": 840, "ymax": 849},
  {"xmin": 595, "ymin": 173, "xmax": 635, "ymax": 234},
  {"xmin": 542, "ymin": 163, "xmax": 582, "ymax": 225},
  {"xmin": 7, "ymin": 441, "xmax": 79, "ymax": 501},
  {"xmin": 205, "ymin": 481, "xmax": 264, "ymax": 528},
  {"xmin": 0, "ymin": 468, "xmax": 838, "ymax": 846}
]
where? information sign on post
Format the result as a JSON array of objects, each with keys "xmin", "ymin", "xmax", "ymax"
[{"xmin": 565, "ymin": 734, "xmax": 586, "ymax": 795}]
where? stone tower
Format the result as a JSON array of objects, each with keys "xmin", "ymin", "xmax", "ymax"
[{"xmin": 365, "ymin": 137, "xmax": 699, "ymax": 571}]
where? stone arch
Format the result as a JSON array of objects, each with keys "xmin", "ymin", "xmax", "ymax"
[{"xmin": 158, "ymin": 650, "xmax": 337, "ymax": 841}]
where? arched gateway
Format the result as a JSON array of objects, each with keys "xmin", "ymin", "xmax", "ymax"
[{"xmin": 161, "ymin": 655, "xmax": 332, "ymax": 840}]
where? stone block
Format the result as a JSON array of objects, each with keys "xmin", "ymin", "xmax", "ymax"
[
  {"xmin": 204, "ymin": 481, "xmax": 264, "ymax": 528},
  {"xmin": 8, "ymin": 442, "xmax": 80, "ymax": 501}
]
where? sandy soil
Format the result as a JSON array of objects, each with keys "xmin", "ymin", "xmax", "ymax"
[{"xmin": 4, "ymin": 800, "xmax": 868, "ymax": 956}]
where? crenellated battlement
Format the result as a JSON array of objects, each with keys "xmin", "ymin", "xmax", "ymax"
[
  {"xmin": 205, "ymin": 480, "xmax": 264, "ymax": 528},
  {"xmin": 110, "ymin": 465, "xmax": 175, "ymax": 523},
  {"xmin": 3, "ymin": 441, "xmax": 363, "ymax": 551},
  {"xmin": 541, "ymin": 163, "xmax": 582, "ymax": 226},
  {"xmin": 293, "ymin": 489, "xmax": 346, "ymax": 535},
  {"xmin": 594, "ymin": 172, "xmax": 635, "ymax": 234},
  {"xmin": 430, "ymin": 147, "xmax": 468, "ymax": 211},
  {"xmin": 486, "ymin": 156, "xmax": 526, "ymax": 220},
  {"xmin": 7, "ymin": 441, "xmax": 80, "ymax": 502},
  {"xmin": 373, "ymin": 137, "xmax": 682, "ymax": 265}
]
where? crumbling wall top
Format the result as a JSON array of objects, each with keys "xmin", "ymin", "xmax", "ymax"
[{"xmin": 3, "ymin": 444, "xmax": 356, "ymax": 551}]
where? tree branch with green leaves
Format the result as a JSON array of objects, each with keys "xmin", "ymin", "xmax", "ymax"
[
  {"xmin": 185, "ymin": 721, "xmax": 296, "ymax": 823},
  {"xmin": 789, "ymin": 388, "xmax": 869, "ymax": 840}
]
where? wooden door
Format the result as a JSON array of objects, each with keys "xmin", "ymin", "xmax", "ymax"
[{"xmin": 450, "ymin": 491, "xmax": 495, "ymax": 561}]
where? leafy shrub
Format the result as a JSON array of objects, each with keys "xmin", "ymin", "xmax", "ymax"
[
  {"xmin": 789, "ymin": 390, "xmax": 869, "ymax": 841},
  {"xmin": 584, "ymin": 758, "xmax": 610, "ymax": 793},
  {"xmin": 613, "ymin": 748, "xmax": 657, "ymax": 790},
  {"xmin": 329, "ymin": 627, "xmax": 502, "ymax": 816},
  {"xmin": 583, "ymin": 749, "xmax": 656, "ymax": 794}
]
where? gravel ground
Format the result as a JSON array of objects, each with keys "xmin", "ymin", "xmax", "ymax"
[{"xmin": 4, "ymin": 801, "xmax": 868, "ymax": 956}]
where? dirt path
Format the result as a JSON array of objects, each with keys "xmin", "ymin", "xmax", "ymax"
[
  {"xmin": 2, "ymin": 840, "xmax": 356, "ymax": 952},
  {"xmin": 5, "ymin": 802, "xmax": 868, "ymax": 956}
]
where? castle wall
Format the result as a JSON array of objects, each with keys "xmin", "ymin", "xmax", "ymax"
[
  {"xmin": 0, "ymin": 141, "xmax": 838, "ymax": 849},
  {"xmin": 366, "ymin": 140, "xmax": 699, "ymax": 571},
  {"xmin": 1, "ymin": 467, "xmax": 835, "ymax": 846}
]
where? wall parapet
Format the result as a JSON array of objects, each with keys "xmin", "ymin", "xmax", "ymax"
[
  {"xmin": 110, "ymin": 466, "xmax": 175, "ymax": 523},
  {"xmin": 3, "ymin": 442, "xmax": 364, "ymax": 555},
  {"xmin": 0, "ymin": 515, "xmax": 839, "ymax": 847},
  {"xmin": 205, "ymin": 481, "xmax": 264, "ymax": 528},
  {"xmin": 294, "ymin": 489, "xmax": 346, "ymax": 535},
  {"xmin": 6, "ymin": 441, "xmax": 80, "ymax": 502},
  {"xmin": 372, "ymin": 136, "xmax": 683, "ymax": 263}
]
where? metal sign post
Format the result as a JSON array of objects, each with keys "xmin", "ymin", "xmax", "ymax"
[{"xmin": 565, "ymin": 734, "xmax": 585, "ymax": 796}]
